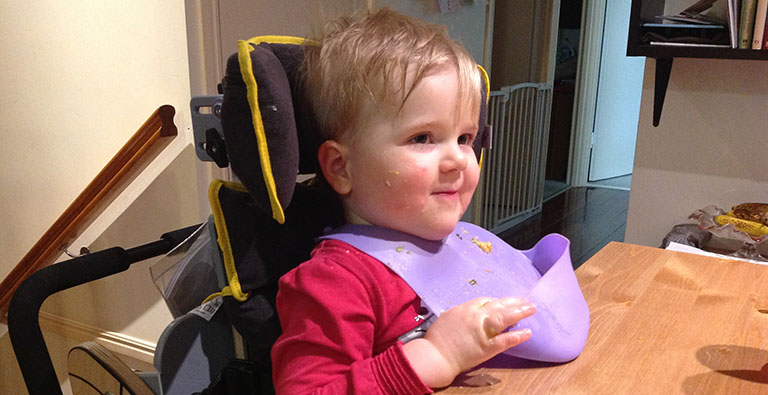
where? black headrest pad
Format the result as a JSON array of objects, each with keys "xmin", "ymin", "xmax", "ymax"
[
  {"xmin": 221, "ymin": 41, "xmax": 324, "ymax": 222},
  {"xmin": 222, "ymin": 42, "xmax": 298, "ymax": 219}
]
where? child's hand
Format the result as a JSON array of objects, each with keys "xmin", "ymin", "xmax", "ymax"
[{"xmin": 402, "ymin": 297, "xmax": 535, "ymax": 388}]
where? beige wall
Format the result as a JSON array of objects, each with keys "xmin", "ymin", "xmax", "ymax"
[
  {"xmin": 489, "ymin": 0, "xmax": 560, "ymax": 89},
  {"xmin": 489, "ymin": 0, "xmax": 558, "ymax": 89},
  {"xmin": 0, "ymin": 1, "xmax": 195, "ymax": 279},
  {"xmin": 224, "ymin": 0, "xmax": 489, "ymax": 61},
  {"xmin": 490, "ymin": 0, "xmax": 534, "ymax": 89},
  {"xmin": 0, "ymin": 1, "xmax": 199, "ymax": 392},
  {"xmin": 216, "ymin": 0, "xmax": 491, "ymax": 77},
  {"xmin": 625, "ymin": 58, "xmax": 768, "ymax": 247},
  {"xmin": 42, "ymin": 146, "xmax": 200, "ymax": 340}
]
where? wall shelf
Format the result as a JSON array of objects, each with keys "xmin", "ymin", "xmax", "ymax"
[{"xmin": 627, "ymin": 1, "xmax": 768, "ymax": 126}]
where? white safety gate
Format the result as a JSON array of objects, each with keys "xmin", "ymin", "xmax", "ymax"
[{"xmin": 473, "ymin": 83, "xmax": 553, "ymax": 233}]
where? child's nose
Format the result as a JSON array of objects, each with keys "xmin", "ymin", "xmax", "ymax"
[{"xmin": 439, "ymin": 142, "xmax": 468, "ymax": 172}]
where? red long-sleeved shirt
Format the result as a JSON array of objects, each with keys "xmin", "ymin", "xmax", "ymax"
[{"xmin": 271, "ymin": 239, "xmax": 433, "ymax": 394}]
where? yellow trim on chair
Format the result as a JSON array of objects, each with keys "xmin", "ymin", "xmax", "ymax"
[
  {"xmin": 478, "ymin": 65, "xmax": 490, "ymax": 104},
  {"xmin": 202, "ymin": 286, "xmax": 234, "ymax": 304},
  {"xmin": 208, "ymin": 179, "xmax": 250, "ymax": 302},
  {"xmin": 237, "ymin": 40, "xmax": 286, "ymax": 224},
  {"xmin": 235, "ymin": 36, "xmax": 319, "ymax": 224},
  {"xmin": 246, "ymin": 35, "xmax": 317, "ymax": 46},
  {"xmin": 477, "ymin": 65, "xmax": 490, "ymax": 170}
]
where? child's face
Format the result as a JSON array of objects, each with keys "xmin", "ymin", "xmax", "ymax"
[{"xmin": 341, "ymin": 65, "xmax": 480, "ymax": 240}]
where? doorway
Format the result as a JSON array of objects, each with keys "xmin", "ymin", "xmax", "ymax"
[
  {"xmin": 546, "ymin": 0, "xmax": 644, "ymax": 199},
  {"xmin": 587, "ymin": 0, "xmax": 643, "ymax": 188},
  {"xmin": 544, "ymin": 0, "xmax": 582, "ymax": 201}
]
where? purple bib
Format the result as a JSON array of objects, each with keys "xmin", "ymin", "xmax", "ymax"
[{"xmin": 320, "ymin": 221, "xmax": 589, "ymax": 363}]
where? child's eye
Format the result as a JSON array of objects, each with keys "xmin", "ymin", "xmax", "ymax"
[
  {"xmin": 458, "ymin": 134, "xmax": 475, "ymax": 145},
  {"xmin": 410, "ymin": 134, "xmax": 431, "ymax": 144}
]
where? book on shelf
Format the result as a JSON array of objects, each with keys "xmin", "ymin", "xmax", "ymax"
[
  {"xmin": 642, "ymin": 23, "xmax": 729, "ymax": 46},
  {"xmin": 658, "ymin": 0, "xmax": 728, "ymax": 25},
  {"xmin": 652, "ymin": 0, "xmax": 731, "ymax": 46},
  {"xmin": 752, "ymin": 0, "xmax": 768, "ymax": 48},
  {"xmin": 643, "ymin": 0, "xmax": 768, "ymax": 50},
  {"xmin": 740, "ymin": 0, "xmax": 758, "ymax": 48},
  {"xmin": 728, "ymin": 0, "xmax": 741, "ymax": 48},
  {"xmin": 765, "ymin": 15, "xmax": 768, "ymax": 48},
  {"xmin": 650, "ymin": 41, "xmax": 731, "ymax": 47}
]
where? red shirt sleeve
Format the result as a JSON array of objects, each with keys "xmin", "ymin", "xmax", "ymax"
[{"xmin": 271, "ymin": 240, "xmax": 432, "ymax": 394}]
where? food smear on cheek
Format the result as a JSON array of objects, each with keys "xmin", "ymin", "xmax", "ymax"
[{"xmin": 383, "ymin": 169, "xmax": 398, "ymax": 187}]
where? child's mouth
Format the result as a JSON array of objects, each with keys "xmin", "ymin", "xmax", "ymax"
[{"xmin": 433, "ymin": 190, "xmax": 459, "ymax": 199}]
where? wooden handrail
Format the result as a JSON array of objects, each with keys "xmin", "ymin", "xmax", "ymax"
[{"xmin": 0, "ymin": 105, "xmax": 178, "ymax": 317}]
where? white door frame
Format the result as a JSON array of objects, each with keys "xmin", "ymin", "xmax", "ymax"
[{"xmin": 568, "ymin": 0, "xmax": 607, "ymax": 187}]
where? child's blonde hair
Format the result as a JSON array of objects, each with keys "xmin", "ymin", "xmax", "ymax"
[{"xmin": 302, "ymin": 7, "xmax": 481, "ymax": 142}]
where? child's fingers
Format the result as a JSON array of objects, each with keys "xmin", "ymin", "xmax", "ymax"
[
  {"xmin": 481, "ymin": 299, "xmax": 536, "ymax": 338},
  {"xmin": 481, "ymin": 300, "xmax": 535, "ymax": 353},
  {"xmin": 490, "ymin": 328, "xmax": 533, "ymax": 350}
]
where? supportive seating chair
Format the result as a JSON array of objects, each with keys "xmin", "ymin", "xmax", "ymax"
[{"xmin": 10, "ymin": 34, "xmax": 589, "ymax": 395}]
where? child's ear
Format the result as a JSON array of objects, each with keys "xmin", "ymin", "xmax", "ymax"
[{"xmin": 317, "ymin": 140, "xmax": 352, "ymax": 195}]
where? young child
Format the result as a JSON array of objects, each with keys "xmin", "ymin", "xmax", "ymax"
[{"xmin": 271, "ymin": 8, "xmax": 536, "ymax": 394}]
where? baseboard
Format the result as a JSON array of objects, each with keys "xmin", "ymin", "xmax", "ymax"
[{"xmin": 39, "ymin": 311, "xmax": 156, "ymax": 366}]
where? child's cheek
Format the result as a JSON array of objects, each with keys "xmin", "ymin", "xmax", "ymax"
[
  {"xmin": 382, "ymin": 169, "xmax": 425, "ymax": 206},
  {"xmin": 403, "ymin": 160, "xmax": 430, "ymax": 178}
]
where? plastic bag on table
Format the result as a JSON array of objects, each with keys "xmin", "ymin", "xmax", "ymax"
[
  {"xmin": 689, "ymin": 205, "xmax": 768, "ymax": 261},
  {"xmin": 660, "ymin": 223, "xmax": 711, "ymax": 249}
]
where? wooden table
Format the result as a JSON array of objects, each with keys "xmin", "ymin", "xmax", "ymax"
[{"xmin": 438, "ymin": 242, "xmax": 768, "ymax": 394}]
